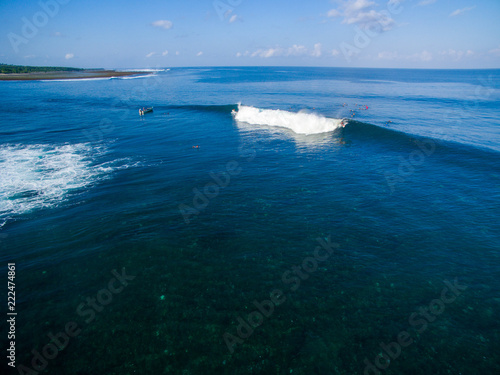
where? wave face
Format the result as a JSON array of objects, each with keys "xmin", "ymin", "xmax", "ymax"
[{"xmin": 234, "ymin": 105, "xmax": 343, "ymax": 135}]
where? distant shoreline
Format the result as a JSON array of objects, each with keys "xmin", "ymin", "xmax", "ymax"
[{"xmin": 0, "ymin": 70, "xmax": 148, "ymax": 81}]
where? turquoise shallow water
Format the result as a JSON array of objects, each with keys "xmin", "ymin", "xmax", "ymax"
[{"xmin": 0, "ymin": 67, "xmax": 499, "ymax": 374}]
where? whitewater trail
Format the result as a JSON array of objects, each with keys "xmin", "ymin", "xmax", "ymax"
[
  {"xmin": 234, "ymin": 105, "xmax": 344, "ymax": 135},
  {"xmin": 0, "ymin": 143, "xmax": 138, "ymax": 221}
]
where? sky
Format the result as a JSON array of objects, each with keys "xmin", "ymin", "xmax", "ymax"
[{"xmin": 0, "ymin": 0, "xmax": 499, "ymax": 69}]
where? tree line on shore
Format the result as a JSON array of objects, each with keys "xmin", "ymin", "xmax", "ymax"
[{"xmin": 0, "ymin": 64, "xmax": 83, "ymax": 74}]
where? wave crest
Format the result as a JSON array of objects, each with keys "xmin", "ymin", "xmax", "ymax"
[{"xmin": 234, "ymin": 105, "xmax": 343, "ymax": 135}]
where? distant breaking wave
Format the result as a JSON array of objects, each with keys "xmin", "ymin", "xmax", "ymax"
[
  {"xmin": 42, "ymin": 74, "xmax": 156, "ymax": 82},
  {"xmin": 120, "ymin": 68, "xmax": 169, "ymax": 72},
  {"xmin": 234, "ymin": 105, "xmax": 344, "ymax": 135}
]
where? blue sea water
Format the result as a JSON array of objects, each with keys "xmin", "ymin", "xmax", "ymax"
[{"xmin": 0, "ymin": 67, "xmax": 499, "ymax": 375}]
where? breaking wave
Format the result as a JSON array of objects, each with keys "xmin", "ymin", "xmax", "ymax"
[
  {"xmin": 120, "ymin": 68, "xmax": 168, "ymax": 72},
  {"xmin": 233, "ymin": 105, "xmax": 344, "ymax": 135}
]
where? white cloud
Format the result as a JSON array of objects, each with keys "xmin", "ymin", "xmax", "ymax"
[
  {"xmin": 377, "ymin": 51, "xmax": 400, "ymax": 60},
  {"xmin": 65, "ymin": 53, "xmax": 74, "ymax": 59},
  {"xmin": 151, "ymin": 20, "xmax": 173, "ymax": 29},
  {"xmin": 176, "ymin": 51, "xmax": 180, "ymax": 55},
  {"xmin": 146, "ymin": 52, "xmax": 156, "ymax": 58},
  {"xmin": 223, "ymin": 9, "xmax": 240, "ymax": 23},
  {"xmin": 413, "ymin": 50, "xmax": 432, "ymax": 61},
  {"xmin": 417, "ymin": 0, "xmax": 436, "ymax": 5},
  {"xmin": 345, "ymin": 10, "xmax": 394, "ymax": 30},
  {"xmin": 162, "ymin": 50, "xmax": 169, "ymax": 56},
  {"xmin": 247, "ymin": 44, "xmax": 325, "ymax": 58},
  {"xmin": 449, "ymin": 6, "xmax": 475, "ymax": 17},
  {"xmin": 489, "ymin": 46, "xmax": 500, "ymax": 56},
  {"xmin": 197, "ymin": 51, "xmax": 203, "ymax": 56},
  {"xmin": 328, "ymin": 0, "xmax": 396, "ymax": 31},
  {"xmin": 331, "ymin": 49, "xmax": 340, "ymax": 57},
  {"xmin": 328, "ymin": 9, "xmax": 341, "ymax": 17},
  {"xmin": 251, "ymin": 48, "xmax": 271, "ymax": 58},
  {"xmin": 251, "ymin": 48, "xmax": 280, "ymax": 58},
  {"xmin": 287, "ymin": 44, "xmax": 307, "ymax": 56},
  {"xmin": 238, "ymin": 51, "xmax": 250, "ymax": 57},
  {"xmin": 311, "ymin": 43, "xmax": 322, "ymax": 57},
  {"xmin": 347, "ymin": 0, "xmax": 375, "ymax": 11},
  {"xmin": 376, "ymin": 50, "xmax": 433, "ymax": 62},
  {"xmin": 440, "ymin": 49, "xmax": 474, "ymax": 60},
  {"xmin": 53, "ymin": 31, "xmax": 63, "ymax": 37}
]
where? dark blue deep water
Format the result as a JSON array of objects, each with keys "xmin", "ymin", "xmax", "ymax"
[{"xmin": 0, "ymin": 67, "xmax": 499, "ymax": 375}]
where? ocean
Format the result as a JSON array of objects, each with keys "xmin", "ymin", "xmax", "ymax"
[{"xmin": 0, "ymin": 67, "xmax": 499, "ymax": 375}]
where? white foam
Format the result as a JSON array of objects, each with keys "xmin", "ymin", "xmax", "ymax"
[
  {"xmin": 118, "ymin": 74, "xmax": 155, "ymax": 80},
  {"xmin": 234, "ymin": 105, "xmax": 343, "ymax": 135},
  {"xmin": 120, "ymin": 68, "xmax": 167, "ymax": 72},
  {"xmin": 0, "ymin": 143, "xmax": 128, "ymax": 222},
  {"xmin": 41, "ymin": 72, "xmax": 158, "ymax": 82}
]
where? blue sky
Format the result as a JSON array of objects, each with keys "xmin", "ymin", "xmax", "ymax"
[{"xmin": 1, "ymin": 0, "xmax": 499, "ymax": 69}]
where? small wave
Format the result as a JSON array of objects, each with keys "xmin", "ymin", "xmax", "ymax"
[
  {"xmin": 0, "ymin": 143, "xmax": 132, "ymax": 222},
  {"xmin": 120, "ymin": 68, "xmax": 167, "ymax": 72},
  {"xmin": 234, "ymin": 105, "xmax": 343, "ymax": 135},
  {"xmin": 41, "ymin": 72, "xmax": 157, "ymax": 82},
  {"xmin": 117, "ymin": 74, "xmax": 156, "ymax": 80}
]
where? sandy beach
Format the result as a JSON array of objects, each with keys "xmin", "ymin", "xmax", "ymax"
[{"xmin": 0, "ymin": 70, "xmax": 147, "ymax": 81}]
